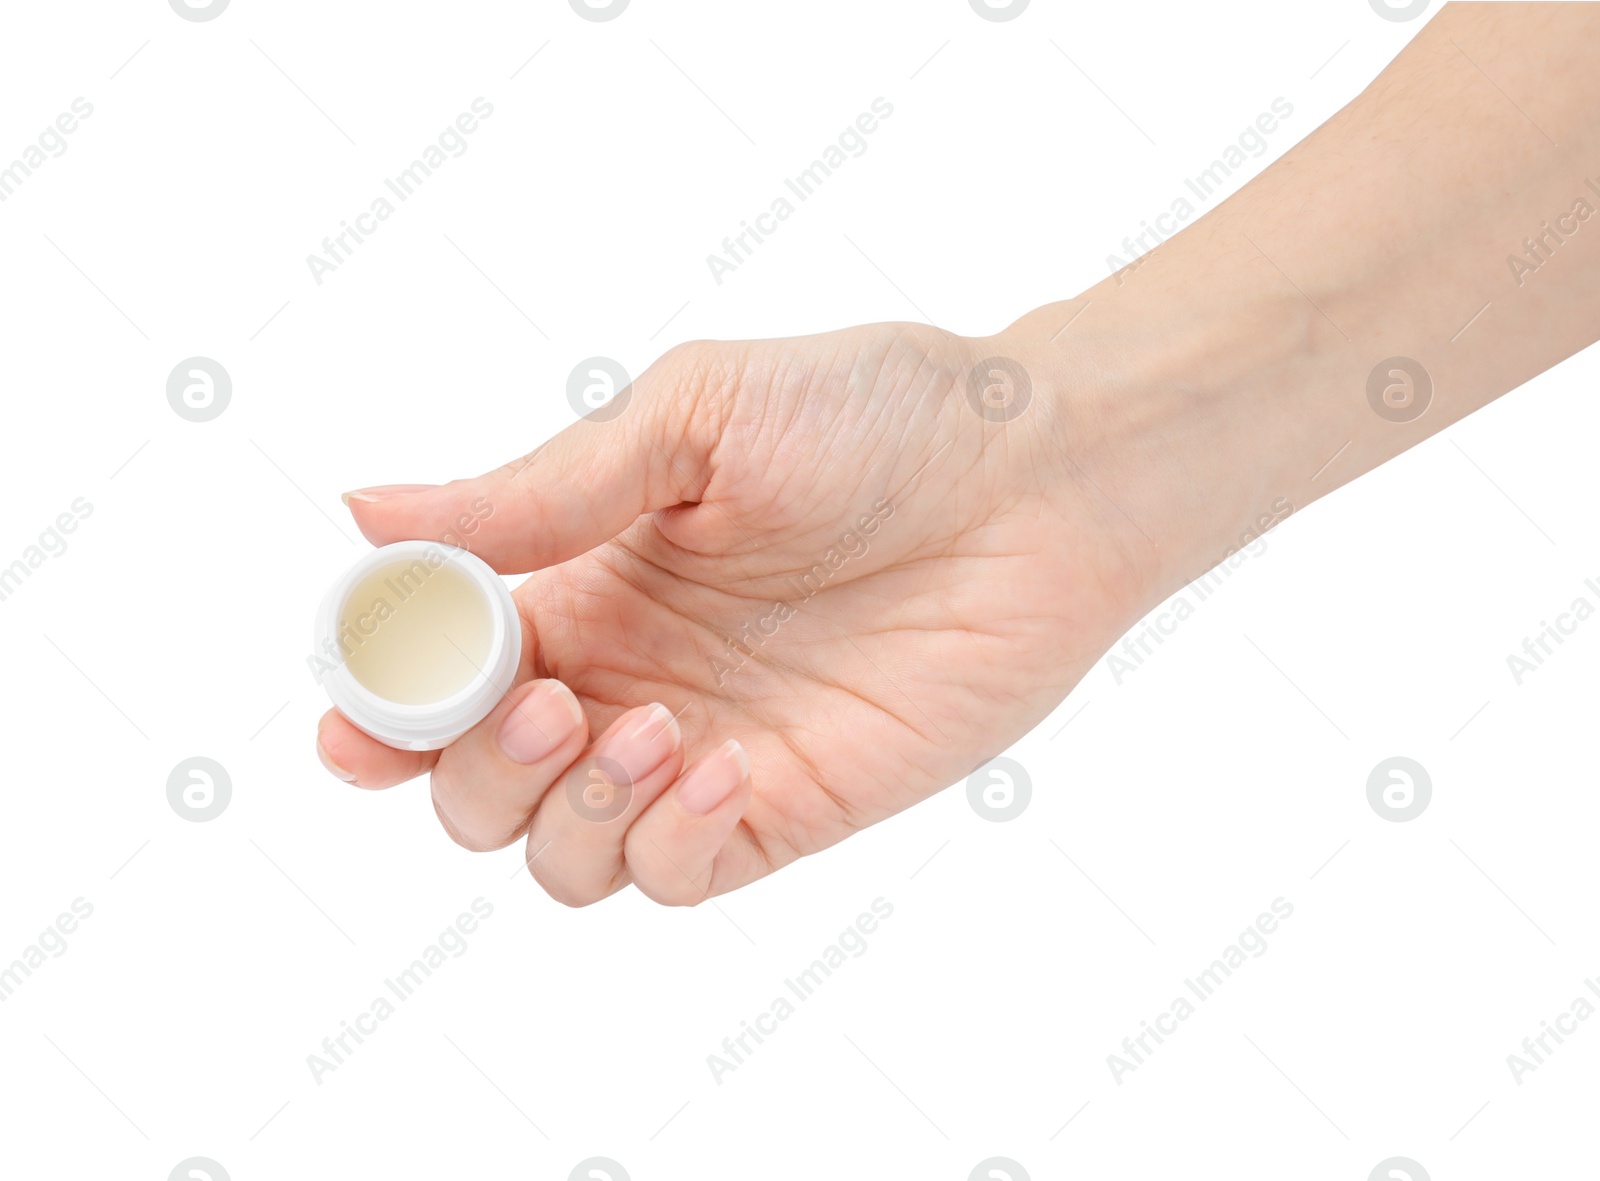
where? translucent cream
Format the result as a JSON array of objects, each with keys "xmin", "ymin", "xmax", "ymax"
[{"xmin": 313, "ymin": 541, "xmax": 520, "ymax": 750}]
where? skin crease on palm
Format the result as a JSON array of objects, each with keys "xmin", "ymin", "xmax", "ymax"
[{"xmin": 317, "ymin": 3, "xmax": 1600, "ymax": 908}]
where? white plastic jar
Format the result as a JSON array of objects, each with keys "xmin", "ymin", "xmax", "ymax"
[{"xmin": 313, "ymin": 540, "xmax": 521, "ymax": 751}]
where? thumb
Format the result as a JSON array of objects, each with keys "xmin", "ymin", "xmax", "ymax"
[{"xmin": 343, "ymin": 345, "xmax": 724, "ymax": 573}]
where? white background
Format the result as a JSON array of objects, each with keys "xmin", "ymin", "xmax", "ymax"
[{"xmin": 2, "ymin": 1, "xmax": 1596, "ymax": 1178}]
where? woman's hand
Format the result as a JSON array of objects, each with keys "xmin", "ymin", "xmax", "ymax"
[
  {"xmin": 315, "ymin": 322, "xmax": 1152, "ymax": 906},
  {"xmin": 316, "ymin": 3, "xmax": 1600, "ymax": 908}
]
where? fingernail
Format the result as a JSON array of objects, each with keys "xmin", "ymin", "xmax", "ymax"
[
  {"xmin": 677, "ymin": 740, "xmax": 749, "ymax": 816},
  {"xmin": 341, "ymin": 483, "xmax": 439, "ymax": 506},
  {"xmin": 316, "ymin": 737, "xmax": 358, "ymax": 783},
  {"xmin": 602, "ymin": 703, "xmax": 681, "ymax": 782},
  {"xmin": 498, "ymin": 680, "xmax": 584, "ymax": 764}
]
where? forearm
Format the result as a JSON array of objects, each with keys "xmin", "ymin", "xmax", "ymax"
[{"xmin": 1009, "ymin": 1, "xmax": 1600, "ymax": 604}]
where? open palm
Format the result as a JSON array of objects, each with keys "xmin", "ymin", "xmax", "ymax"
[{"xmin": 318, "ymin": 323, "xmax": 1147, "ymax": 904}]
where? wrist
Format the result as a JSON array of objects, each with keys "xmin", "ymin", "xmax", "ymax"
[{"xmin": 998, "ymin": 271, "xmax": 1355, "ymax": 612}]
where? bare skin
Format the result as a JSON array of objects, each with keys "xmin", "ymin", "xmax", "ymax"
[{"xmin": 317, "ymin": 3, "xmax": 1600, "ymax": 906}]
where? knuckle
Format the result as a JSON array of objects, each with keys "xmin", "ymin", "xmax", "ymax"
[
  {"xmin": 633, "ymin": 872, "xmax": 705, "ymax": 908},
  {"xmin": 429, "ymin": 792, "xmax": 466, "ymax": 840},
  {"xmin": 542, "ymin": 886, "xmax": 597, "ymax": 909},
  {"xmin": 653, "ymin": 339, "xmax": 739, "ymax": 408},
  {"xmin": 430, "ymin": 778, "xmax": 516, "ymax": 853},
  {"xmin": 526, "ymin": 861, "xmax": 603, "ymax": 909},
  {"xmin": 453, "ymin": 826, "xmax": 513, "ymax": 854},
  {"xmin": 659, "ymin": 338, "xmax": 710, "ymax": 372},
  {"xmin": 626, "ymin": 836, "xmax": 709, "ymax": 908}
]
